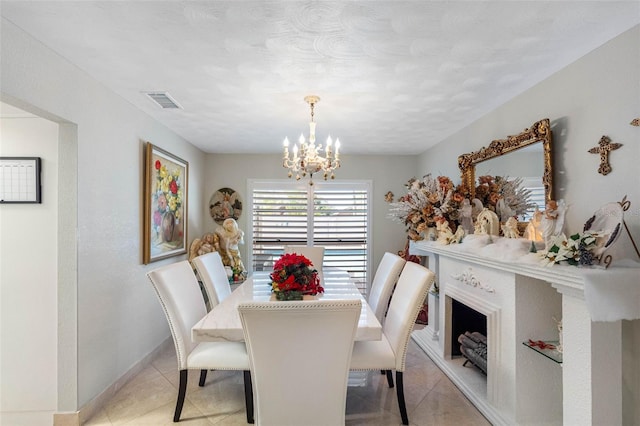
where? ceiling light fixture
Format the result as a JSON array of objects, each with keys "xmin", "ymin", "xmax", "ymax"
[{"xmin": 282, "ymin": 95, "xmax": 341, "ymax": 185}]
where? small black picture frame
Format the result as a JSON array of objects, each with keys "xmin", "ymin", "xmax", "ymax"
[{"xmin": 0, "ymin": 157, "xmax": 42, "ymax": 203}]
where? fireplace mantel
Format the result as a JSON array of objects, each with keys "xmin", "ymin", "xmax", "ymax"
[
  {"xmin": 410, "ymin": 238, "xmax": 634, "ymax": 425},
  {"xmin": 412, "ymin": 239, "xmax": 583, "ymax": 292}
]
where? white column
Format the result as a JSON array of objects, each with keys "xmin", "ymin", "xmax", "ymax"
[
  {"xmin": 426, "ymin": 292, "xmax": 440, "ymax": 340},
  {"xmin": 560, "ymin": 290, "xmax": 622, "ymax": 425}
]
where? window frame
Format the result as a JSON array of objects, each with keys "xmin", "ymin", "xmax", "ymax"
[{"xmin": 247, "ymin": 179, "xmax": 372, "ymax": 294}]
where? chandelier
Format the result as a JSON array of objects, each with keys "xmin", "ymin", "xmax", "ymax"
[{"xmin": 282, "ymin": 95, "xmax": 341, "ymax": 185}]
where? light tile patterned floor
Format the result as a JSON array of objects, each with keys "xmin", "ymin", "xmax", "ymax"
[{"xmin": 84, "ymin": 337, "xmax": 490, "ymax": 425}]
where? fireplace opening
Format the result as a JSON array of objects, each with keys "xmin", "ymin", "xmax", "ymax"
[
  {"xmin": 451, "ymin": 299, "xmax": 487, "ymax": 356},
  {"xmin": 451, "ymin": 299, "xmax": 487, "ymax": 373}
]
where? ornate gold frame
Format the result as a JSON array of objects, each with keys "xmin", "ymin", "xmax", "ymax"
[{"xmin": 458, "ymin": 118, "xmax": 554, "ymax": 202}]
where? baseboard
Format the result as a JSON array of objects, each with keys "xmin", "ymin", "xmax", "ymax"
[
  {"xmin": 72, "ymin": 337, "xmax": 173, "ymax": 425},
  {"xmin": 53, "ymin": 411, "xmax": 80, "ymax": 426}
]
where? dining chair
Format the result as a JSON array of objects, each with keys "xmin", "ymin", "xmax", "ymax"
[
  {"xmin": 368, "ymin": 252, "xmax": 406, "ymax": 323},
  {"xmin": 192, "ymin": 251, "xmax": 232, "ymax": 308},
  {"xmin": 147, "ymin": 260, "xmax": 253, "ymax": 423},
  {"xmin": 283, "ymin": 245, "xmax": 325, "ymax": 270},
  {"xmin": 238, "ymin": 299, "xmax": 361, "ymax": 426},
  {"xmin": 350, "ymin": 261, "xmax": 435, "ymax": 425}
]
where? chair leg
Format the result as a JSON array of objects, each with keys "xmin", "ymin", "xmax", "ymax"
[
  {"xmin": 395, "ymin": 371, "xmax": 409, "ymax": 425},
  {"xmin": 174, "ymin": 369, "xmax": 188, "ymax": 422},
  {"xmin": 385, "ymin": 370, "xmax": 394, "ymax": 388},
  {"xmin": 199, "ymin": 369, "xmax": 207, "ymax": 387},
  {"xmin": 243, "ymin": 370, "xmax": 254, "ymax": 424}
]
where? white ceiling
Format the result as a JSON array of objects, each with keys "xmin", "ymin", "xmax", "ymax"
[{"xmin": 1, "ymin": 1, "xmax": 638, "ymax": 155}]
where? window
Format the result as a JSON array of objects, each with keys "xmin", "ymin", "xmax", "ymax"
[
  {"xmin": 520, "ymin": 177, "xmax": 546, "ymax": 221},
  {"xmin": 249, "ymin": 180, "xmax": 371, "ymax": 293}
]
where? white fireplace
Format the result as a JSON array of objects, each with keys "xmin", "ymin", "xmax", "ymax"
[{"xmin": 410, "ymin": 239, "xmax": 631, "ymax": 425}]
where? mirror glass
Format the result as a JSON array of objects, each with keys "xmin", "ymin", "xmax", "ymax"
[{"xmin": 458, "ymin": 118, "xmax": 554, "ymax": 218}]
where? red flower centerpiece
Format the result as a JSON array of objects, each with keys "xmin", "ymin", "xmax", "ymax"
[{"xmin": 270, "ymin": 253, "xmax": 323, "ymax": 301}]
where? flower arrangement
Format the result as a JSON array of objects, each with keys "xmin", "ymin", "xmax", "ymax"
[
  {"xmin": 153, "ymin": 159, "xmax": 184, "ymax": 239},
  {"xmin": 540, "ymin": 232, "xmax": 602, "ymax": 267},
  {"xmin": 473, "ymin": 175, "xmax": 535, "ymax": 220},
  {"xmin": 388, "ymin": 174, "xmax": 465, "ymax": 241},
  {"xmin": 388, "ymin": 174, "xmax": 535, "ymax": 241},
  {"xmin": 270, "ymin": 253, "xmax": 323, "ymax": 300}
]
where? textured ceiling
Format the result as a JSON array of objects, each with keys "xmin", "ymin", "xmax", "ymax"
[{"xmin": 1, "ymin": 1, "xmax": 639, "ymax": 155}]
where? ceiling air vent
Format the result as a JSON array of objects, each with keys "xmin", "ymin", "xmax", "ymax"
[{"xmin": 143, "ymin": 91, "xmax": 183, "ymax": 109}]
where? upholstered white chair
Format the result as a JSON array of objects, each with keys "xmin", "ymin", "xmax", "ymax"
[
  {"xmin": 192, "ymin": 251, "xmax": 232, "ymax": 308},
  {"xmin": 238, "ymin": 299, "xmax": 361, "ymax": 426},
  {"xmin": 283, "ymin": 245, "xmax": 325, "ymax": 270},
  {"xmin": 368, "ymin": 252, "xmax": 406, "ymax": 323},
  {"xmin": 350, "ymin": 261, "xmax": 435, "ymax": 425},
  {"xmin": 147, "ymin": 260, "xmax": 253, "ymax": 423}
]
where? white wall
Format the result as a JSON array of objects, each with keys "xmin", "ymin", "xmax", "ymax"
[
  {"xmin": 0, "ymin": 113, "xmax": 59, "ymax": 425},
  {"xmin": 1, "ymin": 17, "xmax": 208, "ymax": 413},
  {"xmin": 201, "ymin": 153, "xmax": 417, "ymax": 280},
  {"xmin": 418, "ymin": 24, "xmax": 640, "ymax": 424}
]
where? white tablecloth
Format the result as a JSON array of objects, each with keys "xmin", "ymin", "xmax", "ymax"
[{"xmin": 192, "ymin": 268, "xmax": 382, "ymax": 342}]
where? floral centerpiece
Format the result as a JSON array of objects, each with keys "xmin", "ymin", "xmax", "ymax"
[
  {"xmin": 388, "ymin": 174, "xmax": 466, "ymax": 240},
  {"xmin": 153, "ymin": 159, "xmax": 184, "ymax": 242},
  {"xmin": 270, "ymin": 253, "xmax": 323, "ymax": 300}
]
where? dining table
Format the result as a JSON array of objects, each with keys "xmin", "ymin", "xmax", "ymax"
[{"xmin": 192, "ymin": 268, "xmax": 383, "ymax": 343}]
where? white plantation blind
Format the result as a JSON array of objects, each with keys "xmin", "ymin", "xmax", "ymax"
[
  {"xmin": 249, "ymin": 180, "xmax": 371, "ymax": 293},
  {"xmin": 520, "ymin": 177, "xmax": 546, "ymax": 221}
]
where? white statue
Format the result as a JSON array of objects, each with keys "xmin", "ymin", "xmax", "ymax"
[
  {"xmin": 496, "ymin": 198, "xmax": 516, "ymax": 223},
  {"xmin": 541, "ymin": 200, "xmax": 568, "ymax": 250},
  {"xmin": 524, "ymin": 207, "xmax": 543, "ymax": 242},
  {"xmin": 436, "ymin": 218, "xmax": 454, "ymax": 244},
  {"xmin": 501, "ymin": 217, "xmax": 520, "ymax": 239},
  {"xmin": 471, "ymin": 198, "xmax": 484, "ymax": 222},
  {"xmin": 215, "ymin": 218, "xmax": 247, "ymax": 280},
  {"xmin": 459, "ymin": 198, "xmax": 474, "ymax": 234},
  {"xmin": 474, "ymin": 208, "xmax": 500, "ymax": 236},
  {"xmin": 450, "ymin": 226, "xmax": 465, "ymax": 244}
]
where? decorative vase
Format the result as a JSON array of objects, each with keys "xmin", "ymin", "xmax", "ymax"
[
  {"xmin": 161, "ymin": 211, "xmax": 175, "ymax": 242},
  {"xmin": 272, "ymin": 291, "xmax": 320, "ymax": 301},
  {"xmin": 274, "ymin": 291, "xmax": 304, "ymax": 301}
]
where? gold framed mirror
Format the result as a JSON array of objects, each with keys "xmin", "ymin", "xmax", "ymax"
[{"xmin": 458, "ymin": 118, "xmax": 554, "ymax": 203}]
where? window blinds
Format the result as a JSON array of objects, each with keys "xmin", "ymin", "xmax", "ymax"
[{"xmin": 250, "ymin": 180, "xmax": 370, "ymax": 293}]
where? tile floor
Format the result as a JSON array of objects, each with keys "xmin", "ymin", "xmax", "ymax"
[{"xmin": 84, "ymin": 336, "xmax": 490, "ymax": 425}]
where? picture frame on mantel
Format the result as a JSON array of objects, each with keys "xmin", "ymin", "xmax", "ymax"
[{"xmin": 143, "ymin": 142, "xmax": 188, "ymax": 264}]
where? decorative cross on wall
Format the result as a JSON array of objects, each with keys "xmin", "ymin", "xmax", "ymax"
[{"xmin": 588, "ymin": 135, "xmax": 623, "ymax": 176}]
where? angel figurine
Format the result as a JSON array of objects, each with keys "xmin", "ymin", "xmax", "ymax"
[
  {"xmin": 188, "ymin": 232, "xmax": 218, "ymax": 262},
  {"xmin": 501, "ymin": 217, "xmax": 520, "ymax": 239},
  {"xmin": 524, "ymin": 207, "xmax": 543, "ymax": 242},
  {"xmin": 459, "ymin": 198, "xmax": 474, "ymax": 234},
  {"xmin": 435, "ymin": 218, "xmax": 454, "ymax": 244},
  {"xmin": 541, "ymin": 200, "xmax": 568, "ymax": 250}
]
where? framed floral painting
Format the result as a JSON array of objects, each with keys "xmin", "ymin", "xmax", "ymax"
[{"xmin": 143, "ymin": 142, "xmax": 188, "ymax": 264}]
